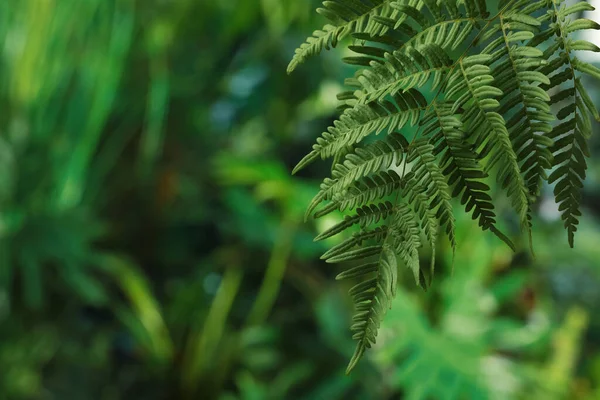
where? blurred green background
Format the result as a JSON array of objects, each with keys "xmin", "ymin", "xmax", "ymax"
[{"xmin": 1, "ymin": 0, "xmax": 600, "ymax": 399}]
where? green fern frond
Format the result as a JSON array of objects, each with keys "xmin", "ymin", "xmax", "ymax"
[
  {"xmin": 391, "ymin": 203, "xmax": 423, "ymax": 285},
  {"xmin": 313, "ymin": 169, "xmax": 405, "ymax": 218},
  {"xmin": 540, "ymin": 0, "xmax": 600, "ymax": 247},
  {"xmin": 292, "ymin": 92, "xmax": 424, "ymax": 174},
  {"xmin": 315, "ymin": 201, "xmax": 396, "ymax": 241},
  {"xmin": 331, "ymin": 132, "xmax": 409, "ymax": 192},
  {"xmin": 303, "ymin": 133, "xmax": 408, "ymax": 219},
  {"xmin": 450, "ymin": 55, "xmax": 531, "ymax": 230},
  {"xmin": 492, "ymin": 13, "xmax": 555, "ymax": 200},
  {"xmin": 373, "ymin": 1, "xmax": 477, "ymax": 50},
  {"xmin": 288, "ymin": 0, "xmax": 600, "ymax": 371},
  {"xmin": 422, "ymin": 102, "xmax": 515, "ymax": 249},
  {"xmin": 402, "ymin": 184, "xmax": 438, "ymax": 275},
  {"xmin": 287, "ymin": 0, "xmax": 413, "ymax": 74},
  {"xmin": 406, "ymin": 138, "xmax": 456, "ymax": 250},
  {"xmin": 343, "ymin": 241, "xmax": 397, "ymax": 373},
  {"xmin": 356, "ymin": 43, "xmax": 453, "ymax": 103},
  {"xmin": 304, "ymin": 132, "xmax": 408, "ymax": 218},
  {"xmin": 287, "ymin": 25, "xmax": 345, "ymax": 74},
  {"xmin": 321, "ymin": 226, "xmax": 389, "ymax": 260}
]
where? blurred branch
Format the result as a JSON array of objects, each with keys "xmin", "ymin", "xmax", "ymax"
[
  {"xmin": 545, "ymin": 307, "xmax": 589, "ymax": 398},
  {"xmin": 55, "ymin": 1, "xmax": 135, "ymax": 210},
  {"xmin": 246, "ymin": 218, "xmax": 296, "ymax": 327},
  {"xmin": 181, "ymin": 266, "xmax": 243, "ymax": 394},
  {"xmin": 99, "ymin": 253, "xmax": 174, "ymax": 363},
  {"xmin": 137, "ymin": 17, "xmax": 172, "ymax": 180}
]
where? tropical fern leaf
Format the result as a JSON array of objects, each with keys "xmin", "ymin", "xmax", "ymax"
[
  {"xmin": 538, "ymin": 0, "xmax": 600, "ymax": 247},
  {"xmin": 314, "ymin": 169, "xmax": 405, "ymax": 217},
  {"xmin": 315, "ymin": 201, "xmax": 396, "ymax": 241},
  {"xmin": 288, "ymin": 0, "xmax": 600, "ymax": 371},
  {"xmin": 422, "ymin": 102, "xmax": 514, "ymax": 249},
  {"xmin": 492, "ymin": 12, "xmax": 555, "ymax": 200},
  {"xmin": 292, "ymin": 92, "xmax": 423, "ymax": 174},
  {"xmin": 450, "ymin": 55, "xmax": 531, "ymax": 230},
  {"xmin": 342, "ymin": 241, "xmax": 397, "ymax": 373},
  {"xmin": 303, "ymin": 132, "xmax": 408, "ymax": 219},
  {"xmin": 287, "ymin": 0, "xmax": 421, "ymax": 74},
  {"xmin": 406, "ymin": 138, "xmax": 455, "ymax": 251}
]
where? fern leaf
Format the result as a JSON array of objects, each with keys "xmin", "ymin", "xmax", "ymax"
[
  {"xmin": 288, "ymin": 0, "xmax": 403, "ymax": 74},
  {"xmin": 345, "ymin": 201, "xmax": 424, "ymax": 373},
  {"xmin": 303, "ymin": 132, "xmax": 408, "ymax": 219},
  {"xmin": 290, "ymin": 0, "xmax": 600, "ymax": 372},
  {"xmin": 292, "ymin": 92, "xmax": 424, "ymax": 174},
  {"xmin": 541, "ymin": 0, "xmax": 600, "ymax": 246},
  {"xmin": 315, "ymin": 201, "xmax": 396, "ymax": 241},
  {"xmin": 357, "ymin": 43, "xmax": 453, "ymax": 103},
  {"xmin": 313, "ymin": 170, "xmax": 405, "ymax": 219},
  {"xmin": 345, "ymin": 241, "xmax": 397, "ymax": 373},
  {"xmin": 406, "ymin": 138, "xmax": 456, "ymax": 251},
  {"xmin": 321, "ymin": 226, "xmax": 389, "ymax": 260},
  {"xmin": 451, "ymin": 56, "xmax": 530, "ymax": 230},
  {"xmin": 491, "ymin": 13, "xmax": 555, "ymax": 200},
  {"xmin": 287, "ymin": 25, "xmax": 345, "ymax": 74},
  {"xmin": 391, "ymin": 203, "xmax": 423, "ymax": 286},
  {"xmin": 422, "ymin": 102, "xmax": 515, "ymax": 249}
]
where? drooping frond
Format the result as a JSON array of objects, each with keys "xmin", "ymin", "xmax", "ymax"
[
  {"xmin": 353, "ymin": 43, "xmax": 453, "ymax": 103},
  {"xmin": 293, "ymin": 92, "xmax": 423, "ymax": 174},
  {"xmin": 330, "ymin": 203, "xmax": 425, "ymax": 373},
  {"xmin": 341, "ymin": 241, "xmax": 397, "ymax": 374},
  {"xmin": 540, "ymin": 0, "xmax": 600, "ymax": 247},
  {"xmin": 390, "ymin": 202, "xmax": 423, "ymax": 285},
  {"xmin": 406, "ymin": 138, "xmax": 455, "ymax": 251},
  {"xmin": 314, "ymin": 169, "xmax": 405, "ymax": 218},
  {"xmin": 288, "ymin": 0, "xmax": 600, "ymax": 371},
  {"xmin": 287, "ymin": 0, "xmax": 420, "ymax": 74},
  {"xmin": 287, "ymin": 24, "xmax": 345, "ymax": 74},
  {"xmin": 303, "ymin": 132, "xmax": 408, "ymax": 219},
  {"xmin": 489, "ymin": 12, "xmax": 555, "ymax": 201},
  {"xmin": 421, "ymin": 102, "xmax": 514, "ymax": 249},
  {"xmin": 447, "ymin": 54, "xmax": 531, "ymax": 230},
  {"xmin": 315, "ymin": 201, "xmax": 396, "ymax": 241}
]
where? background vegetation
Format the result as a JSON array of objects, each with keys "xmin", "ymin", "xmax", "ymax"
[{"xmin": 0, "ymin": 0, "xmax": 600, "ymax": 398}]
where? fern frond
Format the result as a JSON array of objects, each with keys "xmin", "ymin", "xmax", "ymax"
[
  {"xmin": 341, "ymin": 202, "xmax": 426, "ymax": 373},
  {"xmin": 304, "ymin": 132, "xmax": 408, "ymax": 218},
  {"xmin": 449, "ymin": 55, "xmax": 530, "ymax": 230},
  {"xmin": 406, "ymin": 138, "xmax": 456, "ymax": 250},
  {"xmin": 540, "ymin": 0, "xmax": 600, "ymax": 247},
  {"xmin": 287, "ymin": 25, "xmax": 345, "ymax": 74},
  {"xmin": 292, "ymin": 91, "xmax": 424, "ymax": 174},
  {"xmin": 422, "ymin": 102, "xmax": 515, "ymax": 249},
  {"xmin": 344, "ymin": 241, "xmax": 397, "ymax": 373},
  {"xmin": 289, "ymin": 0, "xmax": 600, "ymax": 372},
  {"xmin": 313, "ymin": 170, "xmax": 405, "ymax": 219},
  {"xmin": 287, "ymin": 0, "xmax": 408, "ymax": 74},
  {"xmin": 403, "ymin": 184, "xmax": 438, "ymax": 275},
  {"xmin": 321, "ymin": 226, "xmax": 389, "ymax": 260},
  {"xmin": 374, "ymin": 1, "xmax": 478, "ymax": 51},
  {"xmin": 490, "ymin": 13, "xmax": 555, "ymax": 200},
  {"xmin": 390, "ymin": 202, "xmax": 423, "ymax": 286},
  {"xmin": 332, "ymin": 132, "xmax": 409, "ymax": 192},
  {"xmin": 356, "ymin": 43, "xmax": 453, "ymax": 103},
  {"xmin": 315, "ymin": 201, "xmax": 396, "ymax": 241}
]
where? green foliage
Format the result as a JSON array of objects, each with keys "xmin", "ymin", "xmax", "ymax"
[
  {"xmin": 290, "ymin": 0, "xmax": 600, "ymax": 371},
  {"xmin": 375, "ymin": 223, "xmax": 552, "ymax": 399},
  {"xmin": 3, "ymin": 0, "xmax": 600, "ymax": 398}
]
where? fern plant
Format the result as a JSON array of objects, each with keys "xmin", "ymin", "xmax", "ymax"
[{"xmin": 288, "ymin": 0, "xmax": 600, "ymax": 372}]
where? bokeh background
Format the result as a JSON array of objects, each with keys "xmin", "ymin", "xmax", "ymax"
[{"xmin": 1, "ymin": 0, "xmax": 600, "ymax": 399}]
